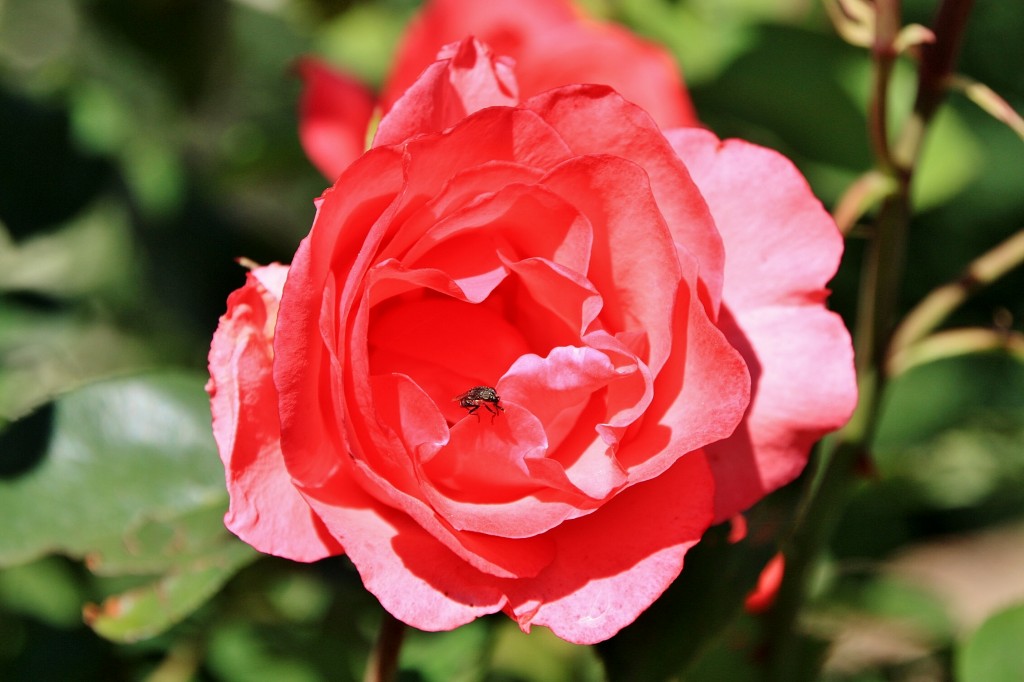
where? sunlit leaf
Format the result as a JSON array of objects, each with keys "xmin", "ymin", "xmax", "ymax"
[
  {"xmin": 84, "ymin": 501, "xmax": 236, "ymax": 576},
  {"xmin": 490, "ymin": 620, "xmax": 605, "ymax": 682},
  {"xmin": 0, "ymin": 201, "xmax": 138, "ymax": 301},
  {"xmin": 84, "ymin": 539, "xmax": 256, "ymax": 643},
  {"xmin": 874, "ymin": 353, "xmax": 1024, "ymax": 452},
  {"xmin": 0, "ymin": 306, "xmax": 153, "ymax": 421},
  {"xmin": 957, "ymin": 603, "xmax": 1024, "ymax": 682},
  {"xmin": 873, "ymin": 354, "xmax": 1024, "ymax": 509},
  {"xmin": 399, "ymin": 621, "xmax": 489, "ymax": 682},
  {"xmin": 315, "ymin": 4, "xmax": 410, "ymax": 88},
  {"xmin": 913, "ymin": 104, "xmax": 985, "ymax": 211},
  {"xmin": 0, "ymin": 372, "xmax": 226, "ymax": 567}
]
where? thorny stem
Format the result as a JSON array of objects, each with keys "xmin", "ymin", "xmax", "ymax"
[
  {"xmin": 891, "ymin": 327, "xmax": 1024, "ymax": 375},
  {"xmin": 889, "ymin": 228, "xmax": 1024, "ymax": 369},
  {"xmin": 868, "ymin": 0, "xmax": 902, "ymax": 173},
  {"xmin": 765, "ymin": 1, "xmax": 976, "ymax": 679},
  {"xmin": 362, "ymin": 611, "xmax": 406, "ymax": 682}
]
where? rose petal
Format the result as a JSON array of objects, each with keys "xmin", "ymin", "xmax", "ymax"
[
  {"xmin": 419, "ymin": 401, "xmax": 594, "ymax": 538},
  {"xmin": 499, "ymin": 346, "xmax": 631, "ymax": 500},
  {"xmin": 403, "ymin": 182, "xmax": 592, "ymax": 284},
  {"xmin": 374, "ymin": 38, "xmax": 518, "ymax": 149},
  {"xmin": 706, "ymin": 305, "xmax": 857, "ymax": 519},
  {"xmin": 208, "ymin": 264, "xmax": 342, "ymax": 561},
  {"xmin": 378, "ymin": 161, "xmax": 547, "ymax": 264},
  {"xmin": 368, "ymin": 295, "xmax": 531, "ymax": 417},
  {"xmin": 385, "ymin": 0, "xmax": 575, "ymax": 113},
  {"xmin": 666, "ymin": 129, "xmax": 847, "ymax": 311},
  {"xmin": 497, "ymin": 256, "xmax": 603, "ymax": 353},
  {"xmin": 527, "ymin": 87, "xmax": 725, "ymax": 309},
  {"xmin": 512, "ymin": 22, "xmax": 698, "ymax": 129},
  {"xmin": 503, "ymin": 450, "xmax": 715, "ymax": 644},
  {"xmin": 275, "ymin": 146, "xmax": 406, "ymax": 486},
  {"xmin": 297, "ymin": 58, "xmax": 376, "ymax": 181},
  {"xmin": 745, "ymin": 552, "xmax": 785, "ymax": 614},
  {"xmin": 666, "ymin": 129, "xmax": 857, "ymax": 519},
  {"xmin": 389, "ymin": 108, "xmax": 573, "ymax": 232},
  {"xmin": 540, "ymin": 154, "xmax": 681, "ymax": 374},
  {"xmin": 301, "ymin": 470, "xmax": 512, "ymax": 630},
  {"xmin": 384, "ymin": 0, "xmax": 698, "ymax": 129},
  {"xmin": 616, "ymin": 252, "xmax": 751, "ymax": 483},
  {"xmin": 323, "ymin": 366, "xmax": 558, "ymax": 579}
]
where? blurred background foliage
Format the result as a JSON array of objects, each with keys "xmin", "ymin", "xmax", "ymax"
[{"xmin": 0, "ymin": 0, "xmax": 1022, "ymax": 680}]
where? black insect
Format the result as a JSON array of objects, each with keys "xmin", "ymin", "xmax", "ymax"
[{"xmin": 454, "ymin": 386, "xmax": 505, "ymax": 422}]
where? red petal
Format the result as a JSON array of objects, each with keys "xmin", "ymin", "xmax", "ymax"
[
  {"xmin": 666, "ymin": 128, "xmax": 857, "ymax": 519},
  {"xmin": 208, "ymin": 264, "xmax": 342, "ymax": 561},
  {"xmin": 528, "ymin": 87, "xmax": 725, "ymax": 309},
  {"xmin": 302, "ymin": 467, "xmax": 512, "ymax": 630},
  {"xmin": 540, "ymin": 154, "xmax": 681, "ymax": 374},
  {"xmin": 384, "ymin": 0, "xmax": 698, "ymax": 129},
  {"xmin": 503, "ymin": 450, "xmax": 714, "ymax": 644},
  {"xmin": 745, "ymin": 553, "xmax": 785, "ymax": 614},
  {"xmin": 616, "ymin": 252, "xmax": 750, "ymax": 483},
  {"xmin": 274, "ymin": 146, "xmax": 405, "ymax": 486},
  {"xmin": 374, "ymin": 38, "xmax": 518, "ymax": 148},
  {"xmin": 297, "ymin": 58, "xmax": 376, "ymax": 181}
]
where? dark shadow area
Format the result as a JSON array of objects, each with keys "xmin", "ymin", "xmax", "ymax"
[{"xmin": 0, "ymin": 402, "xmax": 55, "ymax": 478}]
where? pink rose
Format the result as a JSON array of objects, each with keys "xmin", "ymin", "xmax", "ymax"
[
  {"xmin": 299, "ymin": 0, "xmax": 698, "ymax": 180},
  {"xmin": 209, "ymin": 39, "xmax": 855, "ymax": 644}
]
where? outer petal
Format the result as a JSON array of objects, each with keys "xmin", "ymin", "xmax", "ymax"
[
  {"xmin": 666, "ymin": 128, "xmax": 857, "ymax": 520},
  {"xmin": 503, "ymin": 450, "xmax": 715, "ymax": 644},
  {"xmin": 297, "ymin": 58, "xmax": 376, "ymax": 181},
  {"xmin": 512, "ymin": 22, "xmax": 697, "ymax": 130},
  {"xmin": 305, "ymin": 444, "xmax": 713, "ymax": 643},
  {"xmin": 385, "ymin": 0, "xmax": 697, "ymax": 129},
  {"xmin": 207, "ymin": 264, "xmax": 342, "ymax": 561},
  {"xmin": 301, "ymin": 464, "xmax": 511, "ymax": 631},
  {"xmin": 373, "ymin": 38, "xmax": 518, "ymax": 149},
  {"xmin": 527, "ymin": 87, "xmax": 725, "ymax": 309},
  {"xmin": 614, "ymin": 249, "xmax": 750, "ymax": 483}
]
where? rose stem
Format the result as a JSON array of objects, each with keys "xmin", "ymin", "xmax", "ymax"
[
  {"xmin": 888, "ymin": 228, "xmax": 1024, "ymax": 372},
  {"xmin": 764, "ymin": 1, "xmax": 977, "ymax": 680},
  {"xmin": 362, "ymin": 610, "xmax": 406, "ymax": 682}
]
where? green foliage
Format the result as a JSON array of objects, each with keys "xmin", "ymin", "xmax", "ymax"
[
  {"xmin": 957, "ymin": 604, "xmax": 1024, "ymax": 682},
  {"xmin": 0, "ymin": 373, "xmax": 258, "ymax": 650},
  {"xmin": 0, "ymin": 373, "xmax": 230, "ymax": 566}
]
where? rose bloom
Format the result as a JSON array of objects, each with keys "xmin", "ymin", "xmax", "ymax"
[
  {"xmin": 298, "ymin": 0, "xmax": 698, "ymax": 181},
  {"xmin": 208, "ymin": 39, "xmax": 856, "ymax": 644}
]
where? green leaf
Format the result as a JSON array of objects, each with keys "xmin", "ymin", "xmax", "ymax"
[
  {"xmin": 85, "ymin": 501, "xmax": 237, "ymax": 576},
  {"xmin": 0, "ymin": 556, "xmax": 84, "ymax": 627},
  {"xmin": 0, "ymin": 372, "xmax": 226, "ymax": 567},
  {"xmin": 912, "ymin": 104, "xmax": 985, "ymax": 211},
  {"xmin": 489, "ymin": 620, "xmax": 604, "ymax": 682},
  {"xmin": 0, "ymin": 305, "xmax": 153, "ymax": 421},
  {"xmin": 315, "ymin": 4, "xmax": 410, "ymax": 88},
  {"xmin": 872, "ymin": 353, "xmax": 1024, "ymax": 509},
  {"xmin": 874, "ymin": 353, "xmax": 1024, "ymax": 453},
  {"xmin": 690, "ymin": 25, "xmax": 873, "ymax": 173},
  {"xmin": 399, "ymin": 621, "xmax": 490, "ymax": 682},
  {"xmin": 957, "ymin": 603, "xmax": 1024, "ymax": 682},
  {"xmin": 0, "ymin": 372, "xmax": 260, "ymax": 642},
  {"xmin": 84, "ymin": 539, "xmax": 257, "ymax": 643},
  {"xmin": 0, "ymin": 200, "xmax": 139, "ymax": 301}
]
